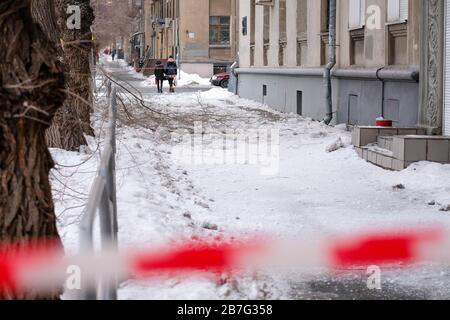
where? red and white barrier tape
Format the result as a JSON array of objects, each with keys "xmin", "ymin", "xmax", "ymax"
[{"xmin": 1, "ymin": 227, "xmax": 449, "ymax": 294}]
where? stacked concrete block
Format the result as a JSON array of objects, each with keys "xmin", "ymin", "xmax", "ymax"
[
  {"xmin": 362, "ymin": 148, "xmax": 369, "ymax": 161},
  {"xmin": 355, "ymin": 147, "xmax": 363, "ymax": 158},
  {"xmin": 352, "ymin": 127, "xmax": 426, "ymax": 148},
  {"xmin": 427, "ymin": 138, "xmax": 450, "ymax": 163},
  {"xmin": 356, "ymin": 148, "xmax": 395, "ymax": 171},
  {"xmin": 377, "ymin": 136, "xmax": 393, "ymax": 151},
  {"xmin": 377, "ymin": 153, "xmax": 393, "ymax": 169},
  {"xmin": 392, "ymin": 136, "xmax": 450, "ymax": 169},
  {"xmin": 392, "ymin": 159, "xmax": 407, "ymax": 171},
  {"xmin": 392, "ymin": 137, "xmax": 427, "ymax": 162},
  {"xmin": 368, "ymin": 150, "xmax": 377, "ymax": 163},
  {"xmin": 398, "ymin": 128, "xmax": 426, "ymax": 135},
  {"xmin": 352, "ymin": 127, "xmax": 379, "ymax": 147},
  {"xmin": 352, "ymin": 126, "xmax": 450, "ymax": 171}
]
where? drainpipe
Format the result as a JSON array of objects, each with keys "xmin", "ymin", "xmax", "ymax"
[
  {"xmin": 376, "ymin": 67, "xmax": 386, "ymax": 118},
  {"xmin": 324, "ymin": 0, "xmax": 336, "ymax": 125}
]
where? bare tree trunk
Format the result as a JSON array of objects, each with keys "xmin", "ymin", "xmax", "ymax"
[
  {"xmin": 31, "ymin": 0, "xmax": 92, "ymax": 151},
  {"xmin": 33, "ymin": 0, "xmax": 95, "ymax": 151},
  {"xmin": 57, "ymin": 0, "xmax": 95, "ymax": 137},
  {"xmin": 31, "ymin": 0, "xmax": 59, "ymax": 44},
  {"xmin": 0, "ymin": 0, "xmax": 65, "ymax": 299}
]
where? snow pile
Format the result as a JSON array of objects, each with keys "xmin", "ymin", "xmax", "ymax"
[
  {"xmin": 396, "ymin": 162, "xmax": 450, "ymax": 210},
  {"xmin": 142, "ymin": 70, "xmax": 211, "ymax": 88},
  {"xmin": 177, "ymin": 70, "xmax": 212, "ymax": 87},
  {"xmin": 326, "ymin": 137, "xmax": 345, "ymax": 153}
]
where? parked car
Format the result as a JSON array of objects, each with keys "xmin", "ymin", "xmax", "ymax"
[{"xmin": 210, "ymin": 72, "xmax": 230, "ymax": 88}]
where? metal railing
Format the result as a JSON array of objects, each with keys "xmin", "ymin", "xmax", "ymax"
[{"xmin": 79, "ymin": 79, "xmax": 118, "ymax": 300}]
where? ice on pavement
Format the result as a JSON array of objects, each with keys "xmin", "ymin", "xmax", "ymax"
[{"xmin": 52, "ymin": 58, "xmax": 450, "ymax": 300}]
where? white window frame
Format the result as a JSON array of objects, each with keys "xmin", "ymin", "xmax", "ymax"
[
  {"xmin": 349, "ymin": 0, "xmax": 366, "ymax": 29},
  {"xmin": 387, "ymin": 0, "xmax": 408, "ymax": 23}
]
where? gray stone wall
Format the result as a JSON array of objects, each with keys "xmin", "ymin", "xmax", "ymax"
[
  {"xmin": 236, "ymin": 69, "xmax": 419, "ymax": 126},
  {"xmin": 237, "ymin": 72, "xmax": 330, "ymax": 121}
]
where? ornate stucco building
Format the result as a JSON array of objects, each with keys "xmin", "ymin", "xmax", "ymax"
[
  {"xmin": 236, "ymin": 0, "xmax": 423, "ymax": 127},
  {"xmin": 139, "ymin": 0, "xmax": 239, "ymax": 77}
]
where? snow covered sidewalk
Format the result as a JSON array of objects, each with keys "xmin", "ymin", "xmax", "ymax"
[{"xmin": 52, "ymin": 59, "xmax": 450, "ymax": 300}]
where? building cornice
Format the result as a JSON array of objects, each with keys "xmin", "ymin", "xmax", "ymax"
[{"xmin": 235, "ymin": 67, "xmax": 419, "ymax": 82}]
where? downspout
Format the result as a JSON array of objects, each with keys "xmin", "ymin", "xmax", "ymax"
[
  {"xmin": 376, "ymin": 67, "xmax": 386, "ymax": 118},
  {"xmin": 324, "ymin": 0, "xmax": 336, "ymax": 125}
]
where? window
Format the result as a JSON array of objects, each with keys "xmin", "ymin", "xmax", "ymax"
[
  {"xmin": 242, "ymin": 16, "xmax": 248, "ymax": 36},
  {"xmin": 279, "ymin": 0, "xmax": 287, "ymax": 66},
  {"xmin": 320, "ymin": 0, "xmax": 331, "ymax": 65},
  {"xmin": 297, "ymin": 0, "xmax": 307, "ymax": 36},
  {"xmin": 297, "ymin": 0, "xmax": 308, "ymax": 66},
  {"xmin": 350, "ymin": 28, "xmax": 365, "ymax": 65},
  {"xmin": 387, "ymin": 23, "xmax": 407, "ymax": 65},
  {"xmin": 250, "ymin": 0, "xmax": 256, "ymax": 45},
  {"xmin": 386, "ymin": 0, "xmax": 408, "ymax": 65},
  {"xmin": 387, "ymin": 0, "xmax": 408, "ymax": 22},
  {"xmin": 349, "ymin": 0, "xmax": 365, "ymax": 65},
  {"xmin": 263, "ymin": 5, "xmax": 270, "ymax": 44},
  {"xmin": 250, "ymin": 0, "xmax": 256, "ymax": 66},
  {"xmin": 321, "ymin": 0, "xmax": 330, "ymax": 32},
  {"xmin": 209, "ymin": 16, "xmax": 231, "ymax": 45},
  {"xmin": 349, "ymin": 0, "xmax": 366, "ymax": 29},
  {"xmin": 263, "ymin": 4, "xmax": 270, "ymax": 66},
  {"xmin": 279, "ymin": 0, "xmax": 287, "ymax": 41}
]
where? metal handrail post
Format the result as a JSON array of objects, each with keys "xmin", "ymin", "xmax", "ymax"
[
  {"xmin": 79, "ymin": 177, "xmax": 105, "ymax": 300},
  {"xmin": 110, "ymin": 87, "xmax": 118, "ymax": 240},
  {"xmin": 78, "ymin": 75, "xmax": 119, "ymax": 300}
]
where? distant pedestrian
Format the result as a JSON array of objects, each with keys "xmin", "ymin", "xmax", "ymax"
[
  {"xmin": 165, "ymin": 56, "xmax": 178, "ymax": 93},
  {"xmin": 111, "ymin": 48, "xmax": 117, "ymax": 61},
  {"xmin": 154, "ymin": 61, "xmax": 165, "ymax": 93}
]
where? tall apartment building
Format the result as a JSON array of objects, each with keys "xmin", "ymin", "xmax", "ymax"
[
  {"xmin": 237, "ymin": 0, "xmax": 421, "ymax": 126},
  {"xmin": 141, "ymin": 0, "xmax": 239, "ymax": 77}
]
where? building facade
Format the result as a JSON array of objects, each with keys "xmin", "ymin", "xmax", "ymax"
[
  {"xmin": 237, "ymin": 0, "xmax": 421, "ymax": 126},
  {"xmin": 139, "ymin": 0, "xmax": 239, "ymax": 77}
]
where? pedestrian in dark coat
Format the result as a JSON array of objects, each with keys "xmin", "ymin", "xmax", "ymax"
[
  {"xmin": 165, "ymin": 56, "xmax": 178, "ymax": 93},
  {"xmin": 154, "ymin": 61, "xmax": 166, "ymax": 93}
]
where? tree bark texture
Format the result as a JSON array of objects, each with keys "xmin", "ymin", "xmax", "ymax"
[
  {"xmin": 57, "ymin": 0, "xmax": 95, "ymax": 136},
  {"xmin": 0, "ymin": 0, "xmax": 65, "ymax": 299},
  {"xmin": 38, "ymin": 0, "xmax": 95, "ymax": 151},
  {"xmin": 31, "ymin": 0, "xmax": 59, "ymax": 44}
]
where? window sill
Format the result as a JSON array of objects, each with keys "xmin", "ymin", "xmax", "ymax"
[
  {"xmin": 209, "ymin": 45, "xmax": 231, "ymax": 49},
  {"xmin": 348, "ymin": 26, "xmax": 365, "ymax": 32},
  {"xmin": 385, "ymin": 20, "xmax": 408, "ymax": 27}
]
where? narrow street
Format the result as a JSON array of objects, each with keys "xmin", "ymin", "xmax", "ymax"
[{"xmin": 53, "ymin": 58, "xmax": 450, "ymax": 300}]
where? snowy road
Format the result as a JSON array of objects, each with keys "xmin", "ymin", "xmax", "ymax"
[{"xmin": 53, "ymin": 58, "xmax": 450, "ymax": 300}]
